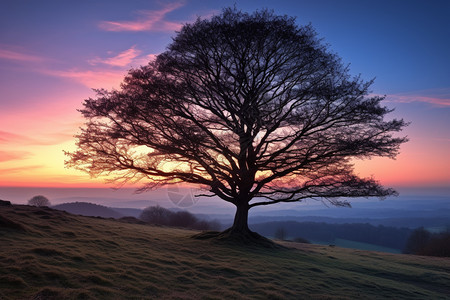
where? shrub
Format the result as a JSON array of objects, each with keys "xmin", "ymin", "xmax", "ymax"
[
  {"xmin": 139, "ymin": 206, "xmax": 222, "ymax": 231},
  {"xmin": 170, "ymin": 211, "xmax": 198, "ymax": 228},
  {"xmin": 28, "ymin": 195, "xmax": 51, "ymax": 207},
  {"xmin": 139, "ymin": 206, "xmax": 173, "ymax": 225}
]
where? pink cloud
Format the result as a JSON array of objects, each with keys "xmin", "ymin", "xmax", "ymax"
[
  {"xmin": 45, "ymin": 49, "xmax": 158, "ymax": 88},
  {"xmin": 131, "ymin": 53, "xmax": 158, "ymax": 66},
  {"xmin": 0, "ymin": 151, "xmax": 30, "ymax": 162},
  {"xmin": 89, "ymin": 46, "xmax": 142, "ymax": 67},
  {"xmin": 99, "ymin": 1, "xmax": 185, "ymax": 32},
  {"xmin": 0, "ymin": 165, "xmax": 45, "ymax": 174},
  {"xmin": 0, "ymin": 48, "xmax": 44, "ymax": 63},
  {"xmin": 387, "ymin": 89, "xmax": 450, "ymax": 107},
  {"xmin": 0, "ymin": 130, "xmax": 74, "ymax": 146},
  {"xmin": 45, "ymin": 68, "xmax": 127, "ymax": 89},
  {"xmin": 0, "ymin": 131, "xmax": 30, "ymax": 144}
]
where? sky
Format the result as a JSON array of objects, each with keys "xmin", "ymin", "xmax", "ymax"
[{"xmin": 0, "ymin": 0, "xmax": 449, "ymax": 203}]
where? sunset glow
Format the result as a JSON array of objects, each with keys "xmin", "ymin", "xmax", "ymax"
[{"xmin": 1, "ymin": 0, "xmax": 449, "ymax": 193}]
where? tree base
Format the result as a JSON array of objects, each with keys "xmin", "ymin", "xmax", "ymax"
[{"xmin": 192, "ymin": 228, "xmax": 285, "ymax": 249}]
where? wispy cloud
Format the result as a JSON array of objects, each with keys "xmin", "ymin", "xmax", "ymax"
[
  {"xmin": 0, "ymin": 131, "xmax": 29, "ymax": 144},
  {"xmin": 89, "ymin": 46, "xmax": 142, "ymax": 67},
  {"xmin": 0, "ymin": 151, "xmax": 31, "ymax": 162},
  {"xmin": 99, "ymin": 1, "xmax": 185, "ymax": 32},
  {"xmin": 0, "ymin": 47, "xmax": 44, "ymax": 63},
  {"xmin": 45, "ymin": 68, "xmax": 127, "ymax": 89},
  {"xmin": 0, "ymin": 165, "xmax": 45, "ymax": 174},
  {"xmin": 0, "ymin": 130, "xmax": 73, "ymax": 146},
  {"xmin": 46, "ymin": 47, "xmax": 158, "ymax": 88},
  {"xmin": 387, "ymin": 88, "xmax": 450, "ymax": 107}
]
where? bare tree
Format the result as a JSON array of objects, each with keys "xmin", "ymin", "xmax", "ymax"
[
  {"xmin": 66, "ymin": 8, "xmax": 407, "ymax": 243},
  {"xmin": 139, "ymin": 206, "xmax": 172, "ymax": 225},
  {"xmin": 28, "ymin": 195, "xmax": 51, "ymax": 207}
]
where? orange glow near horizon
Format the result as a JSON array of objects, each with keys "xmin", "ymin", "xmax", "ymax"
[{"xmin": 1, "ymin": 133, "xmax": 449, "ymax": 189}]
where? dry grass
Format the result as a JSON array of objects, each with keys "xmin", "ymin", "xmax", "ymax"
[{"xmin": 1, "ymin": 205, "xmax": 449, "ymax": 299}]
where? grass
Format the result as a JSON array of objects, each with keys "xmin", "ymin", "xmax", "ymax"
[
  {"xmin": 1, "ymin": 205, "xmax": 449, "ymax": 299},
  {"xmin": 311, "ymin": 238, "xmax": 402, "ymax": 254}
]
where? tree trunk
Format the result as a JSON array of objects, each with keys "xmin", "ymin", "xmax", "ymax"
[
  {"xmin": 229, "ymin": 202, "xmax": 250, "ymax": 234},
  {"xmin": 192, "ymin": 200, "xmax": 282, "ymax": 248}
]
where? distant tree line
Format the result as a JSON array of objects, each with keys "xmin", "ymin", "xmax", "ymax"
[
  {"xmin": 403, "ymin": 227, "xmax": 450, "ymax": 257},
  {"xmin": 251, "ymin": 221, "xmax": 412, "ymax": 250},
  {"xmin": 139, "ymin": 206, "xmax": 221, "ymax": 231}
]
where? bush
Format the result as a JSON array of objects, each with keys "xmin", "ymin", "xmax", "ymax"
[
  {"xmin": 139, "ymin": 206, "xmax": 222, "ymax": 231},
  {"xmin": 139, "ymin": 206, "xmax": 173, "ymax": 225},
  {"xmin": 171, "ymin": 211, "xmax": 198, "ymax": 228},
  {"xmin": 28, "ymin": 195, "xmax": 51, "ymax": 207}
]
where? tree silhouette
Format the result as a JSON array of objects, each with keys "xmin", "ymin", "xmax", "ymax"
[
  {"xmin": 66, "ymin": 8, "xmax": 407, "ymax": 243},
  {"xmin": 28, "ymin": 195, "xmax": 51, "ymax": 207}
]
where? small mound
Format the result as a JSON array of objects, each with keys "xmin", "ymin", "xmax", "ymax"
[{"xmin": 192, "ymin": 228, "xmax": 286, "ymax": 249}]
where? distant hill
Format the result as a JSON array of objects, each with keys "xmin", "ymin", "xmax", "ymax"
[
  {"xmin": 52, "ymin": 202, "xmax": 123, "ymax": 218},
  {"xmin": 110, "ymin": 207, "xmax": 142, "ymax": 218},
  {"xmin": 251, "ymin": 221, "xmax": 412, "ymax": 252},
  {"xmin": 248, "ymin": 215, "xmax": 450, "ymax": 229},
  {"xmin": 1, "ymin": 205, "xmax": 449, "ymax": 299}
]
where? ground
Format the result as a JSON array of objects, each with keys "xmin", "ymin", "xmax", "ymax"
[{"xmin": 1, "ymin": 205, "xmax": 449, "ymax": 299}]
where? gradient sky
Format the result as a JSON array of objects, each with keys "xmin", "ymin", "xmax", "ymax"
[{"xmin": 1, "ymin": 0, "xmax": 449, "ymax": 192}]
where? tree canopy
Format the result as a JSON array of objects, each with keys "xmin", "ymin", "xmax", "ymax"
[
  {"xmin": 28, "ymin": 195, "xmax": 51, "ymax": 207},
  {"xmin": 66, "ymin": 8, "xmax": 407, "ymax": 241}
]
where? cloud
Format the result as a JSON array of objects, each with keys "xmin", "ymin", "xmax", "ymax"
[
  {"xmin": 0, "ymin": 165, "xmax": 45, "ymax": 174},
  {"xmin": 0, "ymin": 130, "xmax": 73, "ymax": 146},
  {"xmin": 45, "ymin": 68, "xmax": 128, "ymax": 89},
  {"xmin": 45, "ymin": 48, "xmax": 158, "ymax": 88},
  {"xmin": 0, "ymin": 151, "xmax": 31, "ymax": 162},
  {"xmin": 0, "ymin": 131, "xmax": 30, "ymax": 144},
  {"xmin": 89, "ymin": 46, "xmax": 142, "ymax": 67},
  {"xmin": 98, "ymin": 1, "xmax": 185, "ymax": 32},
  {"xmin": 0, "ymin": 48, "xmax": 44, "ymax": 63},
  {"xmin": 387, "ymin": 88, "xmax": 450, "ymax": 107}
]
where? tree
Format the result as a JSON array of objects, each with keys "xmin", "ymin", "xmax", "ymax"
[
  {"xmin": 403, "ymin": 228, "xmax": 450, "ymax": 257},
  {"xmin": 28, "ymin": 195, "xmax": 51, "ymax": 207},
  {"xmin": 66, "ymin": 8, "xmax": 407, "ymax": 243},
  {"xmin": 139, "ymin": 206, "xmax": 172, "ymax": 225}
]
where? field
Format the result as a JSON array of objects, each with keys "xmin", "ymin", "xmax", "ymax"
[
  {"xmin": 1, "ymin": 205, "xmax": 449, "ymax": 299},
  {"xmin": 310, "ymin": 239, "xmax": 402, "ymax": 254}
]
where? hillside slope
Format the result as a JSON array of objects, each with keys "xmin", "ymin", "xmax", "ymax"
[{"xmin": 1, "ymin": 205, "xmax": 449, "ymax": 299}]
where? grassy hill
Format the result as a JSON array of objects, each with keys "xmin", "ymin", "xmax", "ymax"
[{"xmin": 1, "ymin": 205, "xmax": 449, "ymax": 299}]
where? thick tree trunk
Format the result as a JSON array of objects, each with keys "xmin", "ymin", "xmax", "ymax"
[
  {"xmin": 192, "ymin": 200, "xmax": 282, "ymax": 248},
  {"xmin": 229, "ymin": 202, "xmax": 250, "ymax": 234}
]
